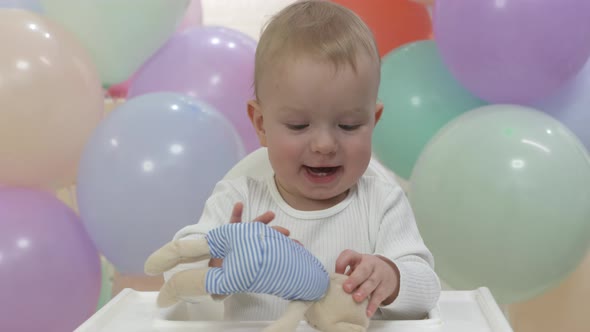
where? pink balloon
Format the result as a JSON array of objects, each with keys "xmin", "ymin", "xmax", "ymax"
[
  {"xmin": 107, "ymin": 79, "xmax": 131, "ymax": 99},
  {"xmin": 128, "ymin": 26, "xmax": 260, "ymax": 152},
  {"xmin": 107, "ymin": 73, "xmax": 137, "ymax": 99},
  {"xmin": 0, "ymin": 188, "xmax": 101, "ymax": 332},
  {"xmin": 177, "ymin": 0, "xmax": 202, "ymax": 31}
]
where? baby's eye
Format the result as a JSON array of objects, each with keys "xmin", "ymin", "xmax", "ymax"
[
  {"xmin": 339, "ymin": 124, "xmax": 361, "ymax": 131},
  {"xmin": 286, "ymin": 124, "xmax": 309, "ymax": 130}
]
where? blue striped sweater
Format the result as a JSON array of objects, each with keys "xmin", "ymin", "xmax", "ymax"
[{"xmin": 205, "ymin": 222, "xmax": 330, "ymax": 301}]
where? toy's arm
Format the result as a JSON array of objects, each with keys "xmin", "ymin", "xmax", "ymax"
[
  {"xmin": 144, "ymin": 237, "xmax": 211, "ymax": 275},
  {"xmin": 143, "ymin": 237, "xmax": 215, "ymax": 307},
  {"xmin": 263, "ymin": 301, "xmax": 312, "ymax": 332}
]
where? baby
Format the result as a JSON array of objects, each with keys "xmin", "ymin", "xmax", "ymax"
[{"xmin": 155, "ymin": 0, "xmax": 440, "ymax": 322}]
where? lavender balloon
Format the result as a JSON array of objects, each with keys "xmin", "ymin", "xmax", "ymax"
[
  {"xmin": 129, "ymin": 26, "xmax": 259, "ymax": 152},
  {"xmin": 0, "ymin": 188, "xmax": 101, "ymax": 332},
  {"xmin": 77, "ymin": 93, "xmax": 245, "ymax": 274},
  {"xmin": 531, "ymin": 58, "xmax": 590, "ymax": 152},
  {"xmin": 434, "ymin": 0, "xmax": 590, "ymax": 104}
]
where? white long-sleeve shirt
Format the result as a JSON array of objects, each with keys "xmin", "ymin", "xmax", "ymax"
[{"xmin": 171, "ymin": 173, "xmax": 440, "ymax": 321}]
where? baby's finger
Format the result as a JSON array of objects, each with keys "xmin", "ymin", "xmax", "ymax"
[
  {"xmin": 208, "ymin": 257, "xmax": 223, "ymax": 268},
  {"xmin": 342, "ymin": 264, "xmax": 373, "ymax": 294},
  {"xmin": 352, "ymin": 274, "xmax": 380, "ymax": 303},
  {"xmin": 271, "ymin": 226, "xmax": 290, "ymax": 237},
  {"xmin": 366, "ymin": 284, "xmax": 390, "ymax": 317},
  {"xmin": 335, "ymin": 249, "xmax": 361, "ymax": 275},
  {"xmin": 229, "ymin": 202, "xmax": 244, "ymax": 223},
  {"xmin": 255, "ymin": 211, "xmax": 276, "ymax": 224}
]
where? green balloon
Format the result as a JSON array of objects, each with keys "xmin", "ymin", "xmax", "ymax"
[
  {"xmin": 96, "ymin": 256, "xmax": 114, "ymax": 311},
  {"xmin": 410, "ymin": 105, "xmax": 590, "ymax": 304},
  {"xmin": 41, "ymin": 0, "xmax": 190, "ymax": 86},
  {"xmin": 374, "ymin": 41, "xmax": 486, "ymax": 179}
]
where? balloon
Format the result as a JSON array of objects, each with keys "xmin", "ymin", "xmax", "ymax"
[
  {"xmin": 55, "ymin": 185, "xmax": 77, "ymax": 212},
  {"xmin": 0, "ymin": 0, "xmax": 42, "ymax": 12},
  {"xmin": 531, "ymin": 57, "xmax": 590, "ymax": 152},
  {"xmin": 40, "ymin": 0, "xmax": 190, "ymax": 86},
  {"xmin": 411, "ymin": 0, "xmax": 434, "ymax": 5},
  {"xmin": 105, "ymin": 1, "xmax": 202, "ymax": 99},
  {"xmin": 106, "ymin": 75, "xmax": 134, "ymax": 99},
  {"xmin": 509, "ymin": 251, "xmax": 590, "ymax": 332},
  {"xmin": 331, "ymin": 0, "xmax": 432, "ymax": 57},
  {"xmin": 434, "ymin": 0, "xmax": 590, "ymax": 104},
  {"xmin": 374, "ymin": 41, "xmax": 486, "ymax": 179},
  {"xmin": 0, "ymin": 10, "xmax": 103, "ymax": 188},
  {"xmin": 96, "ymin": 256, "xmax": 115, "ymax": 310},
  {"xmin": 178, "ymin": 0, "xmax": 202, "ymax": 31},
  {"xmin": 0, "ymin": 188, "xmax": 101, "ymax": 332},
  {"xmin": 410, "ymin": 105, "xmax": 590, "ymax": 304},
  {"xmin": 128, "ymin": 26, "xmax": 259, "ymax": 153},
  {"xmin": 77, "ymin": 93, "xmax": 245, "ymax": 274}
]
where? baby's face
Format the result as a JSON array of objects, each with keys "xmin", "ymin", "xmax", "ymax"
[{"xmin": 250, "ymin": 54, "xmax": 382, "ymax": 211}]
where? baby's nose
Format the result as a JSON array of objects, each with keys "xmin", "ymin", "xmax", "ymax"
[{"xmin": 311, "ymin": 131, "xmax": 338, "ymax": 154}]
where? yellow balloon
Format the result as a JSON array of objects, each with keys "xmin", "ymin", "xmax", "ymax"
[
  {"xmin": 509, "ymin": 252, "xmax": 590, "ymax": 332},
  {"xmin": 0, "ymin": 9, "xmax": 103, "ymax": 188},
  {"xmin": 55, "ymin": 185, "xmax": 78, "ymax": 212}
]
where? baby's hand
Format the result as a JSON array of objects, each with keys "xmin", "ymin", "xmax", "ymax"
[{"xmin": 335, "ymin": 250, "xmax": 400, "ymax": 317}]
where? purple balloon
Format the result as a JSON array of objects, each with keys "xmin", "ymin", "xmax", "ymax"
[
  {"xmin": 128, "ymin": 26, "xmax": 259, "ymax": 152},
  {"xmin": 434, "ymin": 0, "xmax": 590, "ymax": 104},
  {"xmin": 531, "ymin": 57, "xmax": 590, "ymax": 152},
  {"xmin": 0, "ymin": 188, "xmax": 101, "ymax": 332}
]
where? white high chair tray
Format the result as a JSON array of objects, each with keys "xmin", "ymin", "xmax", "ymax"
[{"xmin": 76, "ymin": 288, "xmax": 513, "ymax": 331}]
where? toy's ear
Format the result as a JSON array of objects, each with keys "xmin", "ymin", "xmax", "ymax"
[{"xmin": 329, "ymin": 272, "xmax": 348, "ymax": 283}]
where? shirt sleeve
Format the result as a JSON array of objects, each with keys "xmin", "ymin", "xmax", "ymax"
[{"xmin": 373, "ymin": 185, "xmax": 441, "ymax": 320}]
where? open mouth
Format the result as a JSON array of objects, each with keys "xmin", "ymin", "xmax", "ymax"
[{"xmin": 304, "ymin": 166, "xmax": 341, "ymax": 177}]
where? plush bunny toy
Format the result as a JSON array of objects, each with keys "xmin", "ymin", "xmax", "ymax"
[{"xmin": 144, "ymin": 221, "xmax": 370, "ymax": 332}]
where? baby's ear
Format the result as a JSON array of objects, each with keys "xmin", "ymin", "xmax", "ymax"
[
  {"xmin": 374, "ymin": 102, "xmax": 384, "ymax": 125},
  {"xmin": 247, "ymin": 100, "xmax": 267, "ymax": 146}
]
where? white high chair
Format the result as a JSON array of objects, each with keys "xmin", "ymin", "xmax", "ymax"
[{"xmin": 75, "ymin": 148, "xmax": 513, "ymax": 332}]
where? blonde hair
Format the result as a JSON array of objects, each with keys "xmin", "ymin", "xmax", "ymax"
[{"xmin": 254, "ymin": 0, "xmax": 380, "ymax": 99}]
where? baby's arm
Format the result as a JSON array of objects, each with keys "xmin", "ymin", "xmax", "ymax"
[
  {"xmin": 336, "ymin": 182, "xmax": 440, "ymax": 319},
  {"xmin": 372, "ymin": 185, "xmax": 440, "ymax": 319}
]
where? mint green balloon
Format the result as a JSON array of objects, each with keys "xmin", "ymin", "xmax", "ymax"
[
  {"xmin": 410, "ymin": 105, "xmax": 590, "ymax": 304},
  {"xmin": 374, "ymin": 41, "xmax": 486, "ymax": 179},
  {"xmin": 96, "ymin": 256, "xmax": 114, "ymax": 310},
  {"xmin": 41, "ymin": 0, "xmax": 189, "ymax": 86}
]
